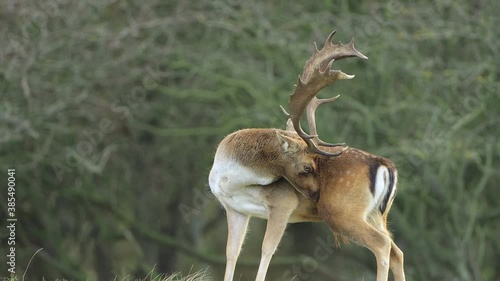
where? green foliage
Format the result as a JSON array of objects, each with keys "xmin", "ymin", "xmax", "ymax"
[{"xmin": 0, "ymin": 0, "xmax": 499, "ymax": 280}]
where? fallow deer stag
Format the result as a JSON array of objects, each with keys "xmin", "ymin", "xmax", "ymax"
[{"xmin": 209, "ymin": 30, "xmax": 405, "ymax": 281}]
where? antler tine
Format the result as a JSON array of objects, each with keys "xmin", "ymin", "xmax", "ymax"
[
  {"xmin": 306, "ymin": 95, "xmax": 345, "ymax": 147},
  {"xmin": 288, "ymin": 30, "xmax": 367, "ymax": 157},
  {"xmin": 279, "ymin": 106, "xmax": 296, "ymax": 132}
]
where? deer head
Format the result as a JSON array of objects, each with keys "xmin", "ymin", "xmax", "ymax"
[{"xmin": 275, "ymin": 131, "xmax": 319, "ymax": 200}]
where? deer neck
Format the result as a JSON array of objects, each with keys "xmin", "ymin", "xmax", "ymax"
[{"xmin": 224, "ymin": 130, "xmax": 287, "ymax": 175}]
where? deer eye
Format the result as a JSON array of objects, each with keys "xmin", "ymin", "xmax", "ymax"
[{"xmin": 303, "ymin": 165, "xmax": 313, "ymax": 173}]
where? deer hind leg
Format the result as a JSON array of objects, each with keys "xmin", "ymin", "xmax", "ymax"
[
  {"xmin": 389, "ymin": 241, "xmax": 405, "ymax": 281},
  {"xmin": 374, "ymin": 216, "xmax": 405, "ymax": 281},
  {"xmin": 352, "ymin": 222, "xmax": 391, "ymax": 281},
  {"xmin": 319, "ymin": 205, "xmax": 391, "ymax": 281},
  {"xmin": 345, "ymin": 219, "xmax": 391, "ymax": 281},
  {"xmin": 379, "ymin": 196, "xmax": 405, "ymax": 281},
  {"xmin": 223, "ymin": 208, "xmax": 250, "ymax": 281}
]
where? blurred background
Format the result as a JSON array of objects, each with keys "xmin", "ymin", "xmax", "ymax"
[{"xmin": 1, "ymin": 0, "xmax": 499, "ymax": 280}]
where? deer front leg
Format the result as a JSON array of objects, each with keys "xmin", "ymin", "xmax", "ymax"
[
  {"xmin": 223, "ymin": 208, "xmax": 250, "ymax": 281},
  {"xmin": 255, "ymin": 206, "xmax": 293, "ymax": 281}
]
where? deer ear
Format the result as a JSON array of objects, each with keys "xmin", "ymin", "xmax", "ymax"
[{"xmin": 276, "ymin": 131, "xmax": 301, "ymax": 154}]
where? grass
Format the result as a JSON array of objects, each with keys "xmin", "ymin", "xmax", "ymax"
[{"xmin": 7, "ymin": 269, "xmax": 211, "ymax": 281}]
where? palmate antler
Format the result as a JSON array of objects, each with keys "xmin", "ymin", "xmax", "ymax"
[{"xmin": 285, "ymin": 30, "xmax": 367, "ymax": 156}]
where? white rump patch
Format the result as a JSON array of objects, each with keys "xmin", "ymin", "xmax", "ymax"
[{"xmin": 368, "ymin": 165, "xmax": 389, "ymax": 213}]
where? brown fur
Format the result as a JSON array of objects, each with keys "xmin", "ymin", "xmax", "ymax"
[
  {"xmin": 210, "ymin": 30, "xmax": 400, "ymax": 281},
  {"xmin": 314, "ymin": 146, "xmax": 404, "ymax": 281},
  {"xmin": 218, "ymin": 128, "xmax": 320, "ymax": 200},
  {"xmin": 212, "ymin": 137, "xmax": 405, "ymax": 281}
]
